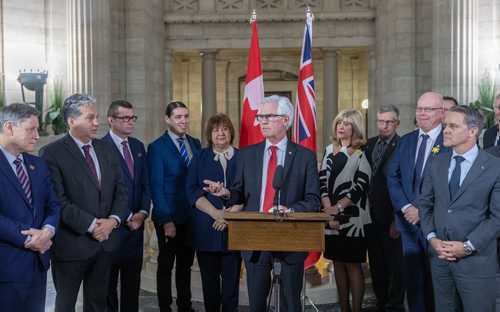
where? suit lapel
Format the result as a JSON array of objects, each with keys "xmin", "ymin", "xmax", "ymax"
[
  {"xmin": 162, "ymin": 132, "xmax": 185, "ymax": 165},
  {"xmin": 451, "ymin": 151, "xmax": 487, "ymax": 203},
  {"xmin": 407, "ymin": 131, "xmax": 418, "ymax": 185},
  {"xmin": 0, "ymin": 152, "xmax": 31, "ymax": 207},
  {"xmin": 435, "ymin": 154, "xmax": 452, "ymax": 205},
  {"xmin": 283, "ymin": 142, "xmax": 297, "ymax": 181},
  {"xmin": 377, "ymin": 136, "xmax": 398, "ymax": 174},
  {"xmin": 254, "ymin": 142, "xmax": 265, "ymax": 200},
  {"xmin": 63, "ymin": 134, "xmax": 100, "ymax": 190},
  {"xmin": 131, "ymin": 140, "xmax": 144, "ymax": 181}
]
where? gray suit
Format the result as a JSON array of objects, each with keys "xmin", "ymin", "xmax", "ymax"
[{"xmin": 419, "ymin": 150, "xmax": 500, "ymax": 311}]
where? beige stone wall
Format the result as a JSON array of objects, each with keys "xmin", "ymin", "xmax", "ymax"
[{"xmin": 171, "ymin": 48, "xmax": 368, "ymax": 153}]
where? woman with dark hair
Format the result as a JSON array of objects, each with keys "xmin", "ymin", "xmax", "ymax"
[
  {"xmin": 186, "ymin": 113, "xmax": 242, "ymax": 312},
  {"xmin": 148, "ymin": 101, "xmax": 201, "ymax": 312},
  {"xmin": 319, "ymin": 108, "xmax": 371, "ymax": 312}
]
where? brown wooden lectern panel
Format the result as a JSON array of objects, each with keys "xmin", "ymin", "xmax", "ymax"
[{"xmin": 223, "ymin": 212, "xmax": 329, "ymax": 252}]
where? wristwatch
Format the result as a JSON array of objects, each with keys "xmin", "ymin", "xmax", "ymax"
[
  {"xmin": 463, "ymin": 241, "xmax": 474, "ymax": 256},
  {"xmin": 337, "ymin": 203, "xmax": 344, "ymax": 213}
]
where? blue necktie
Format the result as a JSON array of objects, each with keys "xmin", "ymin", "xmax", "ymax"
[
  {"xmin": 412, "ymin": 134, "xmax": 429, "ymax": 205},
  {"xmin": 449, "ymin": 156, "xmax": 465, "ymax": 199},
  {"xmin": 176, "ymin": 137, "xmax": 189, "ymax": 165}
]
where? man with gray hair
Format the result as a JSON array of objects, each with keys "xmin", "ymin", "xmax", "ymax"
[
  {"xmin": 203, "ymin": 95, "xmax": 320, "ymax": 311},
  {"xmin": 0, "ymin": 103, "xmax": 60, "ymax": 311},
  {"xmin": 419, "ymin": 105, "xmax": 500, "ymax": 311},
  {"xmin": 364, "ymin": 104, "xmax": 405, "ymax": 311},
  {"xmin": 40, "ymin": 93, "xmax": 128, "ymax": 311}
]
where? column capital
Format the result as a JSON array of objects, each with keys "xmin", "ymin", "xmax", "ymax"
[
  {"xmin": 200, "ymin": 49, "xmax": 219, "ymax": 59},
  {"xmin": 322, "ymin": 48, "xmax": 340, "ymax": 57}
]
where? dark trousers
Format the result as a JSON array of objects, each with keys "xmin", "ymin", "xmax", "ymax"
[
  {"xmin": 0, "ymin": 260, "xmax": 47, "ymax": 312},
  {"xmin": 52, "ymin": 248, "xmax": 113, "ymax": 312},
  {"xmin": 245, "ymin": 252, "xmax": 304, "ymax": 312},
  {"xmin": 197, "ymin": 250, "xmax": 242, "ymax": 312},
  {"xmin": 400, "ymin": 228, "xmax": 434, "ymax": 312},
  {"xmin": 107, "ymin": 227, "xmax": 144, "ymax": 312},
  {"xmin": 366, "ymin": 223, "xmax": 405, "ymax": 311},
  {"xmin": 155, "ymin": 222, "xmax": 194, "ymax": 312}
]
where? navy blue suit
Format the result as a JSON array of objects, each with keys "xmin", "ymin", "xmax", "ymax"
[
  {"xmin": 0, "ymin": 151, "xmax": 60, "ymax": 312},
  {"xmin": 102, "ymin": 132, "xmax": 151, "ymax": 312},
  {"xmin": 148, "ymin": 130, "xmax": 201, "ymax": 312},
  {"xmin": 483, "ymin": 125, "xmax": 498, "ymax": 149},
  {"xmin": 387, "ymin": 129, "xmax": 450, "ymax": 312},
  {"xmin": 186, "ymin": 147, "xmax": 241, "ymax": 312}
]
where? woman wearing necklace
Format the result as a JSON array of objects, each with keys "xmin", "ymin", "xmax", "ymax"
[
  {"xmin": 186, "ymin": 113, "xmax": 242, "ymax": 312},
  {"xmin": 319, "ymin": 108, "xmax": 372, "ymax": 312}
]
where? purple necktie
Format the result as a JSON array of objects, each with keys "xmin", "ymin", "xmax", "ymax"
[
  {"xmin": 121, "ymin": 140, "xmax": 134, "ymax": 178},
  {"xmin": 82, "ymin": 145, "xmax": 99, "ymax": 183},
  {"xmin": 13, "ymin": 158, "xmax": 32, "ymax": 204},
  {"xmin": 412, "ymin": 134, "xmax": 429, "ymax": 205}
]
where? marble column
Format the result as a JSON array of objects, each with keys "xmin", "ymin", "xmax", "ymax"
[
  {"xmin": 433, "ymin": 0, "xmax": 478, "ymax": 104},
  {"xmin": 367, "ymin": 48, "xmax": 377, "ymax": 137},
  {"xmin": 322, "ymin": 49, "xmax": 339, "ymax": 146},
  {"xmin": 201, "ymin": 49, "xmax": 218, "ymax": 145},
  {"xmin": 67, "ymin": 0, "xmax": 111, "ymax": 129},
  {"xmin": 165, "ymin": 48, "xmax": 173, "ymax": 103}
]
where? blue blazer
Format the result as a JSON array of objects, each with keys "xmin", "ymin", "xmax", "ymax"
[
  {"xmin": 102, "ymin": 133, "xmax": 151, "ymax": 223},
  {"xmin": 387, "ymin": 129, "xmax": 450, "ymax": 232},
  {"xmin": 0, "ymin": 152, "xmax": 60, "ymax": 282},
  {"xmin": 185, "ymin": 147, "xmax": 239, "ymax": 252},
  {"xmin": 148, "ymin": 131, "xmax": 201, "ymax": 225}
]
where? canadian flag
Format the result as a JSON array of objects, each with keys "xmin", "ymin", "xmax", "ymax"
[{"xmin": 239, "ymin": 15, "xmax": 264, "ymax": 148}]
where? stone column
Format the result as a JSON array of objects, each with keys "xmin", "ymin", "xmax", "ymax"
[
  {"xmin": 165, "ymin": 48, "xmax": 173, "ymax": 103},
  {"xmin": 322, "ymin": 49, "xmax": 339, "ymax": 146},
  {"xmin": 367, "ymin": 48, "xmax": 377, "ymax": 137},
  {"xmin": 433, "ymin": 0, "xmax": 478, "ymax": 104},
  {"xmin": 67, "ymin": 0, "xmax": 111, "ymax": 116},
  {"xmin": 201, "ymin": 49, "xmax": 218, "ymax": 145}
]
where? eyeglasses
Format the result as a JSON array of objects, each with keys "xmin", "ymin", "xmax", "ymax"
[
  {"xmin": 113, "ymin": 115, "xmax": 138, "ymax": 122},
  {"xmin": 255, "ymin": 114, "xmax": 286, "ymax": 122},
  {"xmin": 376, "ymin": 119, "xmax": 398, "ymax": 126},
  {"xmin": 415, "ymin": 107, "xmax": 442, "ymax": 113}
]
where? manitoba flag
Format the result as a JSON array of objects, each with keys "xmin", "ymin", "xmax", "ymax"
[
  {"xmin": 239, "ymin": 14, "xmax": 264, "ymax": 148},
  {"xmin": 294, "ymin": 10, "xmax": 320, "ymax": 269}
]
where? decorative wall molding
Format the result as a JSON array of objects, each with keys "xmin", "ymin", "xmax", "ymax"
[
  {"xmin": 217, "ymin": 0, "xmax": 246, "ymax": 12},
  {"xmin": 341, "ymin": 0, "xmax": 370, "ymax": 10},
  {"xmin": 171, "ymin": 0, "xmax": 199, "ymax": 12}
]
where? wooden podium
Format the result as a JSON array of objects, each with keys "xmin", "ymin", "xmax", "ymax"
[{"xmin": 223, "ymin": 212, "xmax": 329, "ymax": 252}]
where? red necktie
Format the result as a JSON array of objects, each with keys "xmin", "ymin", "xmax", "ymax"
[
  {"xmin": 263, "ymin": 145, "xmax": 277, "ymax": 212},
  {"xmin": 121, "ymin": 140, "xmax": 134, "ymax": 179}
]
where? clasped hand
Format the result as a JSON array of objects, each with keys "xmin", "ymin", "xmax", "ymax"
[
  {"xmin": 21, "ymin": 227, "xmax": 53, "ymax": 254},
  {"xmin": 429, "ymin": 238, "xmax": 467, "ymax": 261},
  {"xmin": 92, "ymin": 218, "xmax": 117, "ymax": 242}
]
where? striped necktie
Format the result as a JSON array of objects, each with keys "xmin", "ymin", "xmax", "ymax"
[
  {"xmin": 14, "ymin": 158, "xmax": 32, "ymax": 204},
  {"xmin": 412, "ymin": 134, "xmax": 429, "ymax": 205},
  {"xmin": 176, "ymin": 137, "xmax": 189, "ymax": 165}
]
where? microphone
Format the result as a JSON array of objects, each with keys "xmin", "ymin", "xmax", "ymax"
[{"xmin": 272, "ymin": 165, "xmax": 284, "ymax": 210}]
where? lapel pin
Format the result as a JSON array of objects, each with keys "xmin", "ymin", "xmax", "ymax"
[
  {"xmin": 29, "ymin": 165, "xmax": 35, "ymax": 171},
  {"xmin": 138, "ymin": 153, "xmax": 142, "ymax": 157},
  {"xmin": 481, "ymin": 165, "xmax": 485, "ymax": 170}
]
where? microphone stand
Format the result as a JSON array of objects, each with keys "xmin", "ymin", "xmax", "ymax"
[{"xmin": 268, "ymin": 184, "xmax": 283, "ymax": 311}]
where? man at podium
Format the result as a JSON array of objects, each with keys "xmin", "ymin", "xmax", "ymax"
[{"xmin": 204, "ymin": 95, "xmax": 320, "ymax": 312}]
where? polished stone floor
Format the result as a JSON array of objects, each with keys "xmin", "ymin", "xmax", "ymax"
[{"xmin": 45, "ymin": 273, "xmax": 377, "ymax": 312}]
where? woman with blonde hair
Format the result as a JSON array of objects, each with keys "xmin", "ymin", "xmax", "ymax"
[{"xmin": 319, "ymin": 108, "xmax": 371, "ymax": 312}]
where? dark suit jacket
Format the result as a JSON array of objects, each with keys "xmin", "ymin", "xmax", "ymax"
[
  {"xmin": 225, "ymin": 141, "xmax": 320, "ymax": 264},
  {"xmin": 148, "ymin": 131, "xmax": 201, "ymax": 226},
  {"xmin": 419, "ymin": 150, "xmax": 500, "ymax": 277},
  {"xmin": 0, "ymin": 152, "xmax": 60, "ymax": 282},
  {"xmin": 483, "ymin": 125, "xmax": 498, "ymax": 149},
  {"xmin": 387, "ymin": 129, "xmax": 451, "ymax": 232},
  {"xmin": 102, "ymin": 133, "xmax": 151, "ymax": 224},
  {"xmin": 364, "ymin": 134, "xmax": 399, "ymax": 226},
  {"xmin": 40, "ymin": 134, "xmax": 128, "ymax": 261}
]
